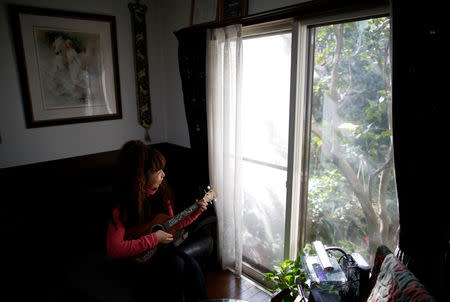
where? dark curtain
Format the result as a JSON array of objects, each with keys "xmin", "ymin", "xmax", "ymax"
[
  {"xmin": 391, "ymin": 0, "xmax": 448, "ymax": 299},
  {"xmin": 174, "ymin": 27, "xmax": 210, "ymax": 193}
]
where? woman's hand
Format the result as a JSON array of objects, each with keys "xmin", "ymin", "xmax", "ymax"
[
  {"xmin": 196, "ymin": 199, "xmax": 208, "ymax": 212},
  {"xmin": 155, "ymin": 230, "xmax": 173, "ymax": 244}
]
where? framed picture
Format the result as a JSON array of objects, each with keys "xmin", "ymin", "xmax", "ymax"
[
  {"xmin": 219, "ymin": 0, "xmax": 247, "ymax": 22},
  {"xmin": 9, "ymin": 5, "xmax": 122, "ymax": 128},
  {"xmin": 190, "ymin": 0, "xmax": 219, "ymax": 26}
]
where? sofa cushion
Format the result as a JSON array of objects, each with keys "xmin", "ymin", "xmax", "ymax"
[
  {"xmin": 368, "ymin": 253, "xmax": 434, "ymax": 302},
  {"xmin": 368, "ymin": 245, "xmax": 394, "ymax": 293}
]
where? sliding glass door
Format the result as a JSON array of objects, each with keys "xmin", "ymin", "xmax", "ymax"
[
  {"xmin": 234, "ymin": 7, "xmax": 397, "ymax": 283},
  {"xmin": 241, "ymin": 29, "xmax": 292, "ymax": 272},
  {"xmin": 304, "ymin": 17, "xmax": 398, "ymax": 262}
]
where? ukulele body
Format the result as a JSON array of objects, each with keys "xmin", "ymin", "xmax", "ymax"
[
  {"xmin": 124, "ymin": 214, "xmax": 186, "ymax": 264},
  {"xmin": 123, "ymin": 188, "xmax": 217, "ymax": 264},
  {"xmin": 124, "ymin": 214, "xmax": 175, "ymax": 240}
]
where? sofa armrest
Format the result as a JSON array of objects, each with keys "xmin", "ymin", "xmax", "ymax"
[{"xmin": 368, "ymin": 248, "xmax": 434, "ymax": 301}]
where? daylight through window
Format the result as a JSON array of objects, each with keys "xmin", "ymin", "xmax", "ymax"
[{"xmin": 237, "ymin": 13, "xmax": 397, "ymax": 280}]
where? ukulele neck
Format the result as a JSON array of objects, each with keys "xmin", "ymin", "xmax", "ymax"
[{"xmin": 163, "ymin": 202, "xmax": 199, "ymax": 230}]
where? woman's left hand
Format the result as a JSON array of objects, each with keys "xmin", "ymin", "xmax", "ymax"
[{"xmin": 196, "ymin": 199, "xmax": 208, "ymax": 212}]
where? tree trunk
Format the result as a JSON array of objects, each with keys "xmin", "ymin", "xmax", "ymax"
[
  {"xmin": 378, "ymin": 150, "xmax": 392, "ymax": 244},
  {"xmin": 312, "ymin": 23, "xmax": 384, "ymax": 252},
  {"xmin": 311, "ymin": 122, "xmax": 381, "ymax": 250}
]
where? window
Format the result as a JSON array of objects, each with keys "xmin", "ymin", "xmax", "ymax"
[
  {"xmin": 241, "ymin": 26, "xmax": 292, "ymax": 273},
  {"xmin": 239, "ymin": 11, "xmax": 398, "ymax": 280},
  {"xmin": 304, "ymin": 18, "xmax": 398, "ymax": 263}
]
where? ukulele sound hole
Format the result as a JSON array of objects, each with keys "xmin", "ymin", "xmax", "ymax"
[{"xmin": 151, "ymin": 224, "xmax": 165, "ymax": 232}]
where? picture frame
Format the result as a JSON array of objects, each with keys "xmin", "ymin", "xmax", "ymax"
[
  {"xmin": 190, "ymin": 0, "xmax": 219, "ymax": 26},
  {"xmin": 9, "ymin": 5, "xmax": 122, "ymax": 128},
  {"xmin": 219, "ymin": 0, "xmax": 247, "ymax": 22}
]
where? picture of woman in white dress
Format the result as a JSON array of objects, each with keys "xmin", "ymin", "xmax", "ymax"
[{"xmin": 36, "ymin": 30, "xmax": 104, "ymax": 109}]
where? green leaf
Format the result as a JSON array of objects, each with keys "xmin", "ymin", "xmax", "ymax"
[
  {"xmin": 284, "ymin": 275, "xmax": 293, "ymax": 285},
  {"xmin": 265, "ymin": 273, "xmax": 274, "ymax": 280}
]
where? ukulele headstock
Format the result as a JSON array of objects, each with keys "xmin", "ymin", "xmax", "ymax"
[{"xmin": 203, "ymin": 186, "xmax": 218, "ymax": 204}]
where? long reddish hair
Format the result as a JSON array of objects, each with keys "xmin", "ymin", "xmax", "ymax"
[{"xmin": 113, "ymin": 140, "xmax": 173, "ymax": 227}]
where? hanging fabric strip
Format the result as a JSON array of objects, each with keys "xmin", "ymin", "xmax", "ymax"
[{"xmin": 129, "ymin": 0, "xmax": 152, "ymax": 142}]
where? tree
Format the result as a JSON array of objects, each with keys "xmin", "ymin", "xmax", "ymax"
[{"xmin": 307, "ymin": 18, "xmax": 398, "ymax": 257}]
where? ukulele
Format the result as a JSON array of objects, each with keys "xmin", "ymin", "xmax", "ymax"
[{"xmin": 124, "ymin": 187, "xmax": 218, "ymax": 264}]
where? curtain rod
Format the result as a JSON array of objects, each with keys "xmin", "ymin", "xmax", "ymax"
[
  {"xmin": 185, "ymin": 0, "xmax": 389, "ymax": 30},
  {"xmin": 241, "ymin": 0, "xmax": 390, "ymax": 26}
]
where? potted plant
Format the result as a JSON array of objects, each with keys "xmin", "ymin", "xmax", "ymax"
[
  {"xmin": 265, "ymin": 245, "xmax": 312, "ymax": 302},
  {"xmin": 266, "ymin": 243, "xmax": 340, "ymax": 301}
]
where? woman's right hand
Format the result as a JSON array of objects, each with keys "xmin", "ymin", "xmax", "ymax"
[{"xmin": 155, "ymin": 230, "xmax": 173, "ymax": 244}]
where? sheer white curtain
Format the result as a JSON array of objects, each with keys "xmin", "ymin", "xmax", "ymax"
[{"xmin": 206, "ymin": 25, "xmax": 244, "ymax": 275}]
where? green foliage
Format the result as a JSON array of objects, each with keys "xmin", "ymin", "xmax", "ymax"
[
  {"xmin": 265, "ymin": 252, "xmax": 309, "ymax": 301},
  {"xmin": 265, "ymin": 243, "xmax": 342, "ymax": 300},
  {"xmin": 306, "ymin": 166, "xmax": 368, "ymax": 248},
  {"xmin": 307, "ymin": 16, "xmax": 398, "ymax": 260}
]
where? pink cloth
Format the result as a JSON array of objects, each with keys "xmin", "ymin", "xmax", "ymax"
[{"xmin": 106, "ymin": 188, "xmax": 202, "ymax": 260}]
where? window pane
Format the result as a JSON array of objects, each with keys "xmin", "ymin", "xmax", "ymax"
[
  {"xmin": 242, "ymin": 33, "xmax": 291, "ymax": 167},
  {"xmin": 242, "ymin": 160, "xmax": 287, "ymax": 272},
  {"xmin": 305, "ymin": 18, "xmax": 398, "ymax": 262},
  {"xmin": 242, "ymin": 32, "xmax": 291, "ymax": 271}
]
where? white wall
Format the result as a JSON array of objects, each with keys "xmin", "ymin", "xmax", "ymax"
[
  {"xmin": 149, "ymin": 0, "xmax": 310, "ymax": 147},
  {"xmin": 0, "ymin": 0, "xmax": 309, "ymax": 168},
  {"xmin": 149, "ymin": 0, "xmax": 191, "ymax": 148},
  {"xmin": 0, "ymin": 0, "xmax": 166, "ymax": 168}
]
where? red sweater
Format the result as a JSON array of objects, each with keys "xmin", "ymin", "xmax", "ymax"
[{"xmin": 106, "ymin": 189, "xmax": 201, "ymax": 260}]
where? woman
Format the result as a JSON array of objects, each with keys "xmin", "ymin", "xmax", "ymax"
[{"xmin": 106, "ymin": 140, "xmax": 207, "ymax": 302}]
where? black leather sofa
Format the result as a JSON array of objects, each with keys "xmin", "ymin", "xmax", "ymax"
[{"xmin": 0, "ymin": 143, "xmax": 217, "ymax": 301}]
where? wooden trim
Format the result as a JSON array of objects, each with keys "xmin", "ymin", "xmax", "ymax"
[
  {"xmin": 241, "ymin": 0, "xmax": 389, "ymax": 26},
  {"xmin": 0, "ymin": 143, "xmax": 175, "ymax": 177},
  {"xmin": 242, "ymin": 18, "xmax": 293, "ymax": 38},
  {"xmin": 191, "ymin": 0, "xmax": 389, "ymax": 29}
]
